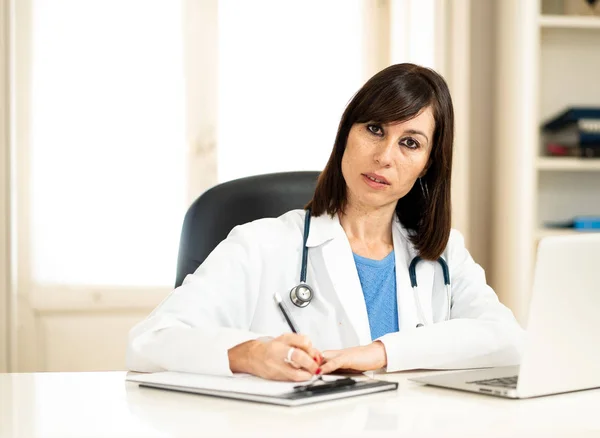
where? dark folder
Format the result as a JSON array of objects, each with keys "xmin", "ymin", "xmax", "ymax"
[{"xmin": 542, "ymin": 107, "xmax": 600, "ymax": 132}]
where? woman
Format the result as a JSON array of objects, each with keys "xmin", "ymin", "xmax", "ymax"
[{"xmin": 127, "ymin": 63, "xmax": 524, "ymax": 381}]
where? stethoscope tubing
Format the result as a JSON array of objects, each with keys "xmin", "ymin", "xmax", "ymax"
[
  {"xmin": 299, "ymin": 209, "xmax": 311, "ymax": 283},
  {"xmin": 289, "ymin": 209, "xmax": 452, "ymax": 326},
  {"xmin": 409, "ymin": 256, "xmax": 452, "ymax": 324}
]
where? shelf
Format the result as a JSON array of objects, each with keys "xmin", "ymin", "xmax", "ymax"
[
  {"xmin": 536, "ymin": 228, "xmax": 600, "ymax": 240},
  {"xmin": 540, "ymin": 15, "xmax": 600, "ymax": 29},
  {"xmin": 536, "ymin": 157, "xmax": 600, "ymax": 171}
]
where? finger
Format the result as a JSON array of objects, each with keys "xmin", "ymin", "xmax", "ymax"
[
  {"xmin": 319, "ymin": 356, "xmax": 345, "ymax": 375},
  {"xmin": 285, "ymin": 357, "xmax": 301, "ymax": 369},
  {"xmin": 309, "ymin": 348, "xmax": 323, "ymax": 366},
  {"xmin": 278, "ymin": 334, "xmax": 323, "ymax": 367},
  {"xmin": 289, "ymin": 346, "xmax": 320, "ymax": 375},
  {"xmin": 287, "ymin": 369, "xmax": 313, "ymax": 382},
  {"xmin": 278, "ymin": 333, "xmax": 312, "ymax": 353}
]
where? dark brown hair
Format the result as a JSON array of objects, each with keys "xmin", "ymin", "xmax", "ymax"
[{"xmin": 306, "ymin": 63, "xmax": 454, "ymax": 260}]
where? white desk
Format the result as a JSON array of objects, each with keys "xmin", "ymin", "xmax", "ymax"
[{"xmin": 1, "ymin": 370, "xmax": 599, "ymax": 438}]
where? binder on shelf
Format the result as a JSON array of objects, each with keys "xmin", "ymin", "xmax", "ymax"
[
  {"xmin": 543, "ymin": 131, "xmax": 600, "ymax": 147},
  {"xmin": 542, "ymin": 107, "xmax": 600, "ymax": 132},
  {"xmin": 545, "ymin": 143, "xmax": 600, "ymax": 158},
  {"xmin": 544, "ymin": 216, "xmax": 600, "ymax": 231},
  {"xmin": 542, "ymin": 107, "xmax": 600, "ymax": 158},
  {"xmin": 574, "ymin": 216, "xmax": 600, "ymax": 230}
]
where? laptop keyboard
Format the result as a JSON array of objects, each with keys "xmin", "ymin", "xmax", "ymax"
[{"xmin": 466, "ymin": 375, "xmax": 518, "ymax": 389}]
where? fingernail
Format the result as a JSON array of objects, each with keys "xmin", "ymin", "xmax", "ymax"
[
  {"xmin": 316, "ymin": 368, "xmax": 322, "ymax": 375},
  {"xmin": 313, "ymin": 356, "xmax": 318, "ymax": 363}
]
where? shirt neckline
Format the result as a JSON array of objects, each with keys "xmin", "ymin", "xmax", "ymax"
[{"xmin": 352, "ymin": 250, "xmax": 395, "ymax": 268}]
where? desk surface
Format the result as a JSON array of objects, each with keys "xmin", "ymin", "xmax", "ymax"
[{"xmin": 1, "ymin": 370, "xmax": 599, "ymax": 438}]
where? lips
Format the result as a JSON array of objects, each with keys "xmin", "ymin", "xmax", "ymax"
[{"xmin": 362, "ymin": 173, "xmax": 390, "ymax": 185}]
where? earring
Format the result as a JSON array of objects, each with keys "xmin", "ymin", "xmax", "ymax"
[{"xmin": 419, "ymin": 177, "xmax": 429, "ymax": 200}]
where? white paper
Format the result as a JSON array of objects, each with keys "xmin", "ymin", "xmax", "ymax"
[{"xmin": 126, "ymin": 371, "xmax": 345, "ymax": 397}]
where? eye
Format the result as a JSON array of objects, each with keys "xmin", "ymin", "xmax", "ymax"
[
  {"xmin": 400, "ymin": 137, "xmax": 420, "ymax": 150},
  {"xmin": 366, "ymin": 124, "xmax": 384, "ymax": 136}
]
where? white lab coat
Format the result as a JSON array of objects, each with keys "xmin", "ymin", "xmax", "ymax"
[{"xmin": 127, "ymin": 210, "xmax": 524, "ymax": 376}]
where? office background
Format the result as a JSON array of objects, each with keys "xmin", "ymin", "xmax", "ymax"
[{"xmin": 1, "ymin": 0, "xmax": 599, "ymax": 373}]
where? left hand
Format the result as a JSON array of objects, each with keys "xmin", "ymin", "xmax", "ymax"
[{"xmin": 319, "ymin": 341, "xmax": 387, "ymax": 375}]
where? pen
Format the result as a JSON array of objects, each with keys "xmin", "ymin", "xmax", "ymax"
[
  {"xmin": 273, "ymin": 293, "xmax": 299, "ymax": 333},
  {"xmin": 273, "ymin": 292, "xmax": 324, "ymax": 382}
]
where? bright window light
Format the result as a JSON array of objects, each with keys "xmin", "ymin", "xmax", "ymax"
[
  {"xmin": 217, "ymin": 0, "xmax": 365, "ymax": 182},
  {"xmin": 29, "ymin": 0, "xmax": 186, "ymax": 286}
]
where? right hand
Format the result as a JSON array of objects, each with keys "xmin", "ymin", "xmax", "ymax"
[{"xmin": 228, "ymin": 333, "xmax": 323, "ymax": 381}]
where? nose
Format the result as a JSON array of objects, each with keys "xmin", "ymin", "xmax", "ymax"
[{"xmin": 373, "ymin": 140, "xmax": 395, "ymax": 168}]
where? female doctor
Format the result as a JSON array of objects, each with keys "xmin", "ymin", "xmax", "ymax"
[{"xmin": 127, "ymin": 63, "xmax": 524, "ymax": 381}]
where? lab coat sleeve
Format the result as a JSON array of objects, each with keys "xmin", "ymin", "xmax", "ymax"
[
  {"xmin": 126, "ymin": 223, "xmax": 268, "ymax": 376},
  {"xmin": 378, "ymin": 230, "xmax": 526, "ymax": 372}
]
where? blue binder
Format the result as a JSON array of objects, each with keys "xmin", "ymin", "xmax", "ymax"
[{"xmin": 542, "ymin": 107, "xmax": 600, "ymax": 132}]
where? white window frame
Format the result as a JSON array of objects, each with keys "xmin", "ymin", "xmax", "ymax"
[
  {"xmin": 11, "ymin": 0, "xmax": 218, "ymax": 313},
  {"xmin": 0, "ymin": 0, "xmax": 11, "ymax": 372}
]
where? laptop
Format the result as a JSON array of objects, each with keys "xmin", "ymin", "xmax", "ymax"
[{"xmin": 411, "ymin": 233, "xmax": 600, "ymax": 399}]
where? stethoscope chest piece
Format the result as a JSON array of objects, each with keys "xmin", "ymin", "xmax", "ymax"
[
  {"xmin": 288, "ymin": 209, "xmax": 315, "ymax": 308},
  {"xmin": 289, "ymin": 282, "xmax": 314, "ymax": 308}
]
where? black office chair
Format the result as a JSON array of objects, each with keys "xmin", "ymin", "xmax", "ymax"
[{"xmin": 174, "ymin": 171, "xmax": 321, "ymax": 288}]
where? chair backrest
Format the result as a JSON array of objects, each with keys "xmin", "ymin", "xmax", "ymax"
[{"xmin": 174, "ymin": 171, "xmax": 321, "ymax": 288}]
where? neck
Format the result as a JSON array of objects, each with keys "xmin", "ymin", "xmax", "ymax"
[{"xmin": 338, "ymin": 201, "xmax": 396, "ymax": 246}]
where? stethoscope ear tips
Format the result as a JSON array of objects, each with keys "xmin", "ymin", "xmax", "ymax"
[{"xmin": 290, "ymin": 283, "xmax": 314, "ymax": 308}]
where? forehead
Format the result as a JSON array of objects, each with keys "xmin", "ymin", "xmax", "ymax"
[{"xmin": 385, "ymin": 107, "xmax": 435, "ymax": 131}]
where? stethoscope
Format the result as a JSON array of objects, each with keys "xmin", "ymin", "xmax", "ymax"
[
  {"xmin": 288, "ymin": 209, "xmax": 316, "ymax": 308},
  {"xmin": 288, "ymin": 209, "xmax": 452, "ymax": 326},
  {"xmin": 409, "ymin": 256, "xmax": 451, "ymax": 326}
]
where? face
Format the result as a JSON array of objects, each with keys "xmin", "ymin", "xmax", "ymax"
[{"xmin": 341, "ymin": 106, "xmax": 435, "ymax": 212}]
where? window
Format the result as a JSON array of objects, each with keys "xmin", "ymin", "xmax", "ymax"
[
  {"xmin": 217, "ymin": 0, "xmax": 368, "ymax": 182},
  {"xmin": 21, "ymin": 0, "xmax": 439, "ymax": 292},
  {"xmin": 28, "ymin": 0, "xmax": 186, "ymax": 287}
]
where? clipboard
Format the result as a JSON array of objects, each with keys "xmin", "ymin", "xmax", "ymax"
[{"xmin": 126, "ymin": 371, "xmax": 398, "ymax": 407}]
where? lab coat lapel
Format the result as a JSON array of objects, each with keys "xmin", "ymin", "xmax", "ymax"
[
  {"xmin": 307, "ymin": 214, "xmax": 373, "ymax": 346},
  {"xmin": 392, "ymin": 222, "xmax": 433, "ymax": 329},
  {"xmin": 321, "ymin": 238, "xmax": 373, "ymax": 346},
  {"xmin": 415, "ymin": 259, "xmax": 434, "ymax": 324}
]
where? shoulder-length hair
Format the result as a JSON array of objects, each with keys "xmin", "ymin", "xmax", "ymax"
[{"xmin": 306, "ymin": 63, "xmax": 454, "ymax": 260}]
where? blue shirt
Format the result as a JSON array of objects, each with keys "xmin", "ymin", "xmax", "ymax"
[{"xmin": 352, "ymin": 251, "xmax": 399, "ymax": 340}]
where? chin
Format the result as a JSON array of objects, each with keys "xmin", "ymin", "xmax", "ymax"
[{"xmin": 356, "ymin": 193, "xmax": 397, "ymax": 209}]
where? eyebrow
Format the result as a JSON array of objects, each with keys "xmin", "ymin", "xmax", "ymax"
[{"xmin": 403, "ymin": 129, "xmax": 429, "ymax": 143}]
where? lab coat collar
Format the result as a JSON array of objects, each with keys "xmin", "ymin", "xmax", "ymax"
[{"xmin": 305, "ymin": 212, "xmax": 343, "ymax": 247}]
